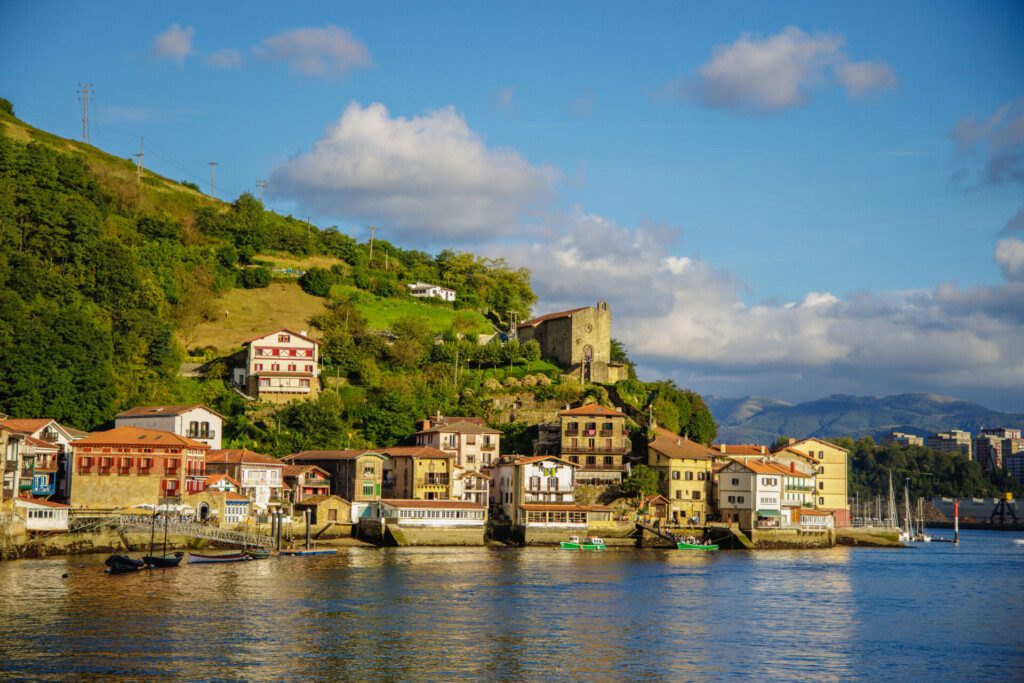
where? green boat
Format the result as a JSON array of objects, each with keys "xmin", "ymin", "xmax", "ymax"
[
  {"xmin": 560, "ymin": 535, "xmax": 606, "ymax": 551},
  {"xmin": 677, "ymin": 535, "xmax": 718, "ymax": 551}
]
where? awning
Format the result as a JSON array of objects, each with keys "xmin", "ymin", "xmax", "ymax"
[{"xmin": 756, "ymin": 509, "xmax": 781, "ymax": 517}]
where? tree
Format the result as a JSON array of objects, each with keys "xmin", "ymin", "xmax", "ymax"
[
  {"xmin": 621, "ymin": 464, "xmax": 660, "ymax": 498},
  {"xmin": 239, "ymin": 266, "xmax": 271, "ymax": 288},
  {"xmin": 299, "ymin": 267, "xmax": 337, "ymax": 297}
]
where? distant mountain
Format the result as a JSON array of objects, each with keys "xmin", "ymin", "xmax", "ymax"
[{"xmin": 708, "ymin": 393, "xmax": 1024, "ymax": 445}]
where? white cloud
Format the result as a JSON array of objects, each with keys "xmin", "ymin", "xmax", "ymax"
[
  {"xmin": 253, "ymin": 24, "xmax": 371, "ymax": 78},
  {"xmin": 152, "ymin": 23, "xmax": 194, "ymax": 62},
  {"xmin": 205, "ymin": 48, "xmax": 243, "ymax": 69},
  {"xmin": 953, "ymin": 98, "xmax": 1024, "ymax": 189},
  {"xmin": 269, "ymin": 102, "xmax": 560, "ymax": 242},
  {"xmin": 669, "ymin": 26, "xmax": 896, "ymax": 112},
  {"xmin": 497, "ymin": 208, "xmax": 1024, "ymax": 404},
  {"xmin": 996, "ymin": 238, "xmax": 1024, "ymax": 281}
]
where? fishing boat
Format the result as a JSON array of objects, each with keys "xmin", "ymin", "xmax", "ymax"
[
  {"xmin": 677, "ymin": 535, "xmax": 718, "ymax": 551},
  {"xmin": 560, "ymin": 535, "xmax": 605, "ymax": 551},
  {"xmin": 144, "ymin": 551, "xmax": 185, "ymax": 568},
  {"xmin": 104, "ymin": 554, "xmax": 145, "ymax": 574},
  {"xmin": 187, "ymin": 551, "xmax": 252, "ymax": 564}
]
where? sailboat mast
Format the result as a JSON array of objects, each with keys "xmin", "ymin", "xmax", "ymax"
[{"xmin": 904, "ymin": 481, "xmax": 912, "ymax": 535}]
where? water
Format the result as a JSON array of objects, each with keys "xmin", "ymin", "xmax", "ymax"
[{"xmin": 1, "ymin": 530, "xmax": 1022, "ymax": 681}]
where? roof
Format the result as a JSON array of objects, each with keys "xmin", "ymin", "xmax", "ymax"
[
  {"xmin": 642, "ymin": 494, "xmax": 671, "ymax": 505},
  {"xmin": 224, "ymin": 492, "xmax": 250, "ymax": 503},
  {"xmin": 282, "ymin": 464, "xmax": 331, "ymax": 478},
  {"xmin": 513, "ymin": 455, "xmax": 578, "ymax": 467},
  {"xmin": 785, "ymin": 437, "xmax": 850, "ymax": 454},
  {"xmin": 381, "ymin": 446, "xmax": 454, "ymax": 459},
  {"xmin": 15, "ymin": 496, "xmax": 69, "ymax": 509},
  {"xmin": 24, "ymin": 436, "xmax": 59, "ymax": 451},
  {"xmin": 518, "ymin": 307, "xmax": 588, "ymax": 328},
  {"xmin": 115, "ymin": 404, "xmax": 226, "ymax": 420},
  {"xmin": 65, "ymin": 426, "xmax": 90, "ymax": 439},
  {"xmin": 765, "ymin": 462, "xmax": 811, "ymax": 478},
  {"xmin": 294, "ymin": 494, "xmax": 349, "ymax": 506},
  {"xmin": 722, "ymin": 458, "xmax": 784, "ymax": 475},
  {"xmin": 379, "ymin": 499, "xmax": 485, "ymax": 510},
  {"xmin": 75, "ymin": 426, "xmax": 210, "ymax": 450},
  {"xmin": 770, "ymin": 446, "xmax": 821, "ymax": 463},
  {"xmin": 797, "ymin": 508, "xmax": 833, "ymax": 517},
  {"xmin": 284, "ymin": 449, "xmax": 389, "ymax": 462},
  {"xmin": 456, "ymin": 469, "xmax": 493, "ymax": 480},
  {"xmin": 414, "ymin": 420, "xmax": 502, "ymax": 436},
  {"xmin": 559, "ymin": 404, "xmax": 626, "ymax": 418},
  {"xmin": 519, "ymin": 503, "xmax": 614, "ymax": 512},
  {"xmin": 243, "ymin": 328, "xmax": 318, "ymax": 346},
  {"xmin": 0, "ymin": 418, "xmax": 56, "ymax": 435},
  {"xmin": 206, "ymin": 449, "xmax": 284, "ymax": 466},
  {"xmin": 715, "ymin": 444, "xmax": 768, "ymax": 455},
  {"xmin": 203, "ymin": 473, "xmax": 242, "ymax": 489},
  {"xmin": 648, "ymin": 428, "xmax": 718, "ymax": 460}
]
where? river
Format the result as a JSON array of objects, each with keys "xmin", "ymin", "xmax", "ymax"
[{"xmin": 0, "ymin": 529, "xmax": 1022, "ymax": 681}]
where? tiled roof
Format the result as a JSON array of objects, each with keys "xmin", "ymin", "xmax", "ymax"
[
  {"xmin": 15, "ymin": 496, "xmax": 69, "ymax": 509},
  {"xmin": 649, "ymin": 427, "xmax": 718, "ymax": 460},
  {"xmin": 282, "ymin": 464, "xmax": 330, "ymax": 478},
  {"xmin": 723, "ymin": 458, "xmax": 783, "ymax": 475},
  {"xmin": 715, "ymin": 444, "xmax": 768, "ymax": 455},
  {"xmin": 1, "ymin": 418, "xmax": 56, "ymax": 434},
  {"xmin": 285, "ymin": 449, "xmax": 388, "ymax": 461},
  {"xmin": 224, "ymin": 492, "xmax": 250, "ymax": 502},
  {"xmin": 766, "ymin": 462, "xmax": 811, "ymax": 478},
  {"xmin": 518, "ymin": 307, "xmax": 588, "ymax": 328},
  {"xmin": 294, "ymin": 494, "xmax": 348, "ymax": 506},
  {"xmin": 642, "ymin": 494, "xmax": 671, "ymax": 505},
  {"xmin": 414, "ymin": 420, "xmax": 502, "ymax": 436},
  {"xmin": 75, "ymin": 426, "xmax": 210, "ymax": 450},
  {"xmin": 456, "ymin": 469, "xmax": 493, "ymax": 480},
  {"xmin": 770, "ymin": 446, "xmax": 821, "ymax": 462},
  {"xmin": 24, "ymin": 436, "xmax": 59, "ymax": 451},
  {"xmin": 382, "ymin": 446, "xmax": 454, "ymax": 459},
  {"xmin": 207, "ymin": 449, "xmax": 284, "ymax": 466},
  {"xmin": 243, "ymin": 328, "xmax": 318, "ymax": 345},
  {"xmin": 519, "ymin": 503, "xmax": 613, "ymax": 512},
  {"xmin": 785, "ymin": 437, "xmax": 849, "ymax": 454},
  {"xmin": 203, "ymin": 473, "xmax": 242, "ymax": 489},
  {"xmin": 559, "ymin": 404, "xmax": 626, "ymax": 418},
  {"xmin": 115, "ymin": 404, "xmax": 226, "ymax": 420},
  {"xmin": 379, "ymin": 499, "xmax": 485, "ymax": 510},
  {"xmin": 513, "ymin": 455, "xmax": 578, "ymax": 467}
]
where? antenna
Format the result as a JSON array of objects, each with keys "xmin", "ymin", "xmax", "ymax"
[
  {"xmin": 256, "ymin": 179, "xmax": 267, "ymax": 203},
  {"xmin": 134, "ymin": 137, "xmax": 145, "ymax": 182},
  {"xmin": 368, "ymin": 225, "xmax": 377, "ymax": 266},
  {"xmin": 208, "ymin": 161, "xmax": 219, "ymax": 199},
  {"xmin": 77, "ymin": 83, "xmax": 93, "ymax": 143},
  {"xmin": 304, "ymin": 216, "xmax": 312, "ymax": 238}
]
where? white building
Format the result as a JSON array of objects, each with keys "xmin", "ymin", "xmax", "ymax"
[
  {"xmin": 234, "ymin": 328, "xmax": 320, "ymax": 402},
  {"xmin": 490, "ymin": 456, "xmax": 579, "ymax": 525},
  {"xmin": 205, "ymin": 449, "xmax": 286, "ymax": 512},
  {"xmin": 114, "ymin": 405, "xmax": 225, "ymax": 450},
  {"xmin": 15, "ymin": 497, "xmax": 69, "ymax": 532},
  {"xmin": 407, "ymin": 282, "xmax": 456, "ymax": 302},
  {"xmin": 716, "ymin": 459, "xmax": 784, "ymax": 530},
  {"xmin": 371, "ymin": 499, "xmax": 485, "ymax": 528},
  {"xmin": 414, "ymin": 415, "xmax": 502, "ymax": 468}
]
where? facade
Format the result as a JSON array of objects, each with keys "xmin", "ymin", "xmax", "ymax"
[
  {"xmin": 1006, "ymin": 450, "xmax": 1024, "ymax": 483},
  {"xmin": 882, "ymin": 431, "xmax": 925, "ymax": 447},
  {"xmin": 282, "ymin": 465, "xmax": 332, "ymax": 503},
  {"xmin": 284, "ymin": 451, "xmax": 388, "ymax": 511},
  {"xmin": 558, "ymin": 404, "xmax": 631, "ymax": 484},
  {"xmin": 781, "ymin": 438, "xmax": 850, "ymax": 527},
  {"xmin": 975, "ymin": 428, "xmax": 1023, "ymax": 472},
  {"xmin": 294, "ymin": 495, "xmax": 351, "ymax": 525},
  {"xmin": 70, "ymin": 427, "xmax": 209, "ymax": 512},
  {"xmin": 383, "ymin": 446, "xmax": 456, "ymax": 500},
  {"xmin": 234, "ymin": 328, "xmax": 320, "ymax": 402},
  {"xmin": 452, "ymin": 468, "xmax": 492, "ymax": 506},
  {"xmin": 716, "ymin": 459, "xmax": 784, "ymax": 530},
  {"xmin": 772, "ymin": 463, "xmax": 815, "ymax": 526},
  {"xmin": 407, "ymin": 281, "xmax": 456, "ymax": 302},
  {"xmin": 20, "ymin": 437, "xmax": 59, "ymax": 500},
  {"xmin": 647, "ymin": 427, "xmax": 716, "ymax": 525},
  {"xmin": 205, "ymin": 449, "xmax": 286, "ymax": 512},
  {"xmin": 114, "ymin": 405, "xmax": 225, "ymax": 450},
  {"xmin": 414, "ymin": 416, "xmax": 501, "ymax": 469},
  {"xmin": 1, "ymin": 423, "xmax": 25, "ymax": 508},
  {"xmin": 0, "ymin": 418, "xmax": 84, "ymax": 503},
  {"xmin": 15, "ymin": 497, "xmax": 70, "ymax": 532},
  {"xmin": 490, "ymin": 455, "xmax": 577, "ymax": 523},
  {"xmin": 186, "ymin": 478, "xmax": 250, "ymax": 526},
  {"xmin": 926, "ymin": 430, "xmax": 973, "ymax": 459},
  {"xmin": 371, "ymin": 499, "xmax": 487, "ymax": 528},
  {"xmin": 516, "ymin": 301, "xmax": 627, "ymax": 383}
]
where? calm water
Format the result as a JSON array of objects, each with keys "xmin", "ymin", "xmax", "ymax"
[{"xmin": 1, "ymin": 530, "xmax": 1022, "ymax": 682}]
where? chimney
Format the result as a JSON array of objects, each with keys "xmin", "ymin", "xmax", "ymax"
[
  {"xmin": 300, "ymin": 330, "xmax": 308, "ymax": 336},
  {"xmin": 719, "ymin": 444, "xmax": 726, "ymax": 453},
  {"xmin": 790, "ymin": 462, "xmax": 795, "ymax": 473},
  {"xmin": 787, "ymin": 437, "xmax": 796, "ymax": 446},
  {"xmin": 760, "ymin": 445, "xmax": 767, "ymax": 454},
  {"xmin": 421, "ymin": 419, "xmax": 431, "ymax": 430}
]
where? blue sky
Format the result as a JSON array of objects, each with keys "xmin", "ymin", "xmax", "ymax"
[{"xmin": 3, "ymin": 2, "xmax": 1023, "ymax": 409}]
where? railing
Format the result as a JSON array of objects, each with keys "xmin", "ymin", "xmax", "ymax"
[
  {"xmin": 563, "ymin": 445, "xmax": 630, "ymax": 454},
  {"xmin": 117, "ymin": 515, "xmax": 275, "ymax": 548},
  {"xmin": 599, "ymin": 430, "xmax": 614, "ymax": 437},
  {"xmin": 576, "ymin": 463, "xmax": 626, "ymax": 471},
  {"xmin": 186, "ymin": 430, "xmax": 217, "ymax": 440},
  {"xmin": 480, "ymin": 443, "xmax": 496, "ymax": 451},
  {"xmin": 417, "ymin": 477, "xmax": 449, "ymax": 486},
  {"xmin": 525, "ymin": 485, "xmax": 574, "ymax": 493},
  {"xmin": 303, "ymin": 478, "xmax": 330, "ymax": 487}
]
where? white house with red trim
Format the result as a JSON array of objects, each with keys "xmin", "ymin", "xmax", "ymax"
[
  {"xmin": 114, "ymin": 405, "xmax": 225, "ymax": 450},
  {"xmin": 15, "ymin": 497, "xmax": 70, "ymax": 532},
  {"xmin": 233, "ymin": 328, "xmax": 320, "ymax": 402}
]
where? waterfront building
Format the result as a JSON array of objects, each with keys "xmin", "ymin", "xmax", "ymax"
[
  {"xmin": 777, "ymin": 437, "xmax": 851, "ymax": 527},
  {"xmin": 70, "ymin": 427, "xmax": 209, "ymax": 512},
  {"xmin": 926, "ymin": 430, "xmax": 972, "ymax": 459},
  {"xmin": 205, "ymin": 449, "xmax": 286, "ymax": 512},
  {"xmin": 283, "ymin": 450, "xmax": 387, "ymax": 520},
  {"xmin": 716, "ymin": 459, "xmax": 784, "ymax": 530},
  {"xmin": 640, "ymin": 494, "xmax": 671, "ymax": 523},
  {"xmin": 516, "ymin": 503, "xmax": 614, "ymax": 530},
  {"xmin": 516, "ymin": 301, "xmax": 628, "ymax": 383},
  {"xmin": 370, "ymin": 499, "xmax": 487, "ymax": 528},
  {"xmin": 452, "ymin": 467, "xmax": 492, "ymax": 506},
  {"xmin": 293, "ymin": 494, "xmax": 351, "ymax": 525},
  {"xmin": 414, "ymin": 415, "xmax": 502, "ymax": 468},
  {"xmin": 0, "ymin": 418, "xmax": 86, "ymax": 503},
  {"xmin": 974, "ymin": 429, "xmax": 1022, "ymax": 472},
  {"xmin": 114, "ymin": 404, "xmax": 225, "ymax": 450},
  {"xmin": 490, "ymin": 455, "xmax": 577, "ymax": 523},
  {"xmin": 14, "ymin": 497, "xmax": 69, "ymax": 532},
  {"xmin": 767, "ymin": 446, "xmax": 819, "ymax": 476},
  {"xmin": 406, "ymin": 281, "xmax": 456, "ymax": 302},
  {"xmin": 233, "ymin": 328, "xmax": 320, "ymax": 402},
  {"xmin": 769, "ymin": 462, "xmax": 816, "ymax": 526},
  {"xmin": 558, "ymin": 404, "xmax": 631, "ymax": 485},
  {"xmin": 186, "ymin": 476, "xmax": 250, "ymax": 526},
  {"xmin": 282, "ymin": 465, "xmax": 332, "ymax": 504},
  {"xmin": 882, "ymin": 431, "xmax": 925, "ymax": 447},
  {"xmin": 381, "ymin": 446, "xmax": 456, "ymax": 500},
  {"xmin": 647, "ymin": 427, "xmax": 716, "ymax": 526},
  {"xmin": 1, "ymin": 421, "xmax": 25, "ymax": 509}
]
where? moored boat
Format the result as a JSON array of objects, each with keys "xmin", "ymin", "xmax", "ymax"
[
  {"xmin": 560, "ymin": 535, "xmax": 606, "ymax": 551},
  {"xmin": 677, "ymin": 535, "xmax": 718, "ymax": 551},
  {"xmin": 144, "ymin": 551, "xmax": 185, "ymax": 568},
  {"xmin": 104, "ymin": 554, "xmax": 146, "ymax": 574},
  {"xmin": 187, "ymin": 551, "xmax": 251, "ymax": 564},
  {"xmin": 247, "ymin": 548, "xmax": 272, "ymax": 560}
]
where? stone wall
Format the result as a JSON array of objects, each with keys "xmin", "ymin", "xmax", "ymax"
[
  {"xmin": 835, "ymin": 527, "xmax": 903, "ymax": 547},
  {"xmin": 384, "ymin": 524, "xmax": 485, "ymax": 546},
  {"xmin": 749, "ymin": 527, "xmax": 836, "ymax": 549}
]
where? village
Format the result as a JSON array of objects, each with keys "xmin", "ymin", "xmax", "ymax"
[{"xmin": 1, "ymin": 300, "xmax": 866, "ymax": 558}]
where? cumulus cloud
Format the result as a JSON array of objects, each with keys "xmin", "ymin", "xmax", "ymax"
[
  {"xmin": 953, "ymin": 98, "xmax": 1024, "ymax": 188},
  {"xmin": 253, "ymin": 24, "xmax": 371, "ymax": 78},
  {"xmin": 205, "ymin": 48, "xmax": 243, "ymax": 69},
  {"xmin": 667, "ymin": 26, "xmax": 896, "ymax": 112},
  {"xmin": 152, "ymin": 23, "xmax": 194, "ymax": 62},
  {"xmin": 496, "ymin": 208, "xmax": 1024, "ymax": 404},
  {"xmin": 269, "ymin": 102, "xmax": 560, "ymax": 242}
]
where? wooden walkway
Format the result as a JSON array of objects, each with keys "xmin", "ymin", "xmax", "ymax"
[{"xmin": 117, "ymin": 515, "xmax": 275, "ymax": 549}]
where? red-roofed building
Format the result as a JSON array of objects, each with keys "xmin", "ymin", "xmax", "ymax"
[
  {"xmin": 647, "ymin": 427, "xmax": 717, "ymax": 526},
  {"xmin": 490, "ymin": 455, "xmax": 578, "ymax": 523},
  {"xmin": 716, "ymin": 458, "xmax": 785, "ymax": 530},
  {"xmin": 380, "ymin": 446, "xmax": 456, "ymax": 500},
  {"xmin": 115, "ymin": 404, "xmax": 225, "ymax": 450},
  {"xmin": 1, "ymin": 417, "xmax": 85, "ymax": 504},
  {"xmin": 233, "ymin": 328, "xmax": 320, "ymax": 403},
  {"xmin": 205, "ymin": 449, "xmax": 286, "ymax": 511},
  {"xmin": 516, "ymin": 301, "xmax": 628, "ymax": 383},
  {"xmin": 282, "ymin": 464, "xmax": 332, "ymax": 503},
  {"xmin": 559, "ymin": 403, "xmax": 631, "ymax": 484}
]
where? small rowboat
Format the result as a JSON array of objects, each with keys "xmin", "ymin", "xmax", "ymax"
[
  {"xmin": 104, "ymin": 554, "xmax": 146, "ymax": 574},
  {"xmin": 677, "ymin": 535, "xmax": 718, "ymax": 551},
  {"xmin": 187, "ymin": 551, "xmax": 251, "ymax": 564},
  {"xmin": 144, "ymin": 551, "xmax": 185, "ymax": 568},
  {"xmin": 560, "ymin": 535, "xmax": 606, "ymax": 551},
  {"xmin": 246, "ymin": 549, "xmax": 272, "ymax": 560}
]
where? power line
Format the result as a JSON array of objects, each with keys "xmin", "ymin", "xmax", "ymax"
[
  {"xmin": 208, "ymin": 161, "xmax": 219, "ymax": 199},
  {"xmin": 368, "ymin": 225, "xmax": 377, "ymax": 266},
  {"xmin": 77, "ymin": 82, "xmax": 93, "ymax": 143},
  {"xmin": 134, "ymin": 136, "xmax": 145, "ymax": 182},
  {"xmin": 256, "ymin": 179, "xmax": 267, "ymax": 203}
]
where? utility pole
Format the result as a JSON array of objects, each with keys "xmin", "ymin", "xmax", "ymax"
[
  {"xmin": 256, "ymin": 179, "xmax": 267, "ymax": 203},
  {"xmin": 134, "ymin": 137, "xmax": 145, "ymax": 182},
  {"xmin": 208, "ymin": 161, "xmax": 218, "ymax": 199},
  {"xmin": 367, "ymin": 225, "xmax": 377, "ymax": 267},
  {"xmin": 77, "ymin": 83, "xmax": 93, "ymax": 143},
  {"xmin": 304, "ymin": 216, "xmax": 312, "ymax": 239}
]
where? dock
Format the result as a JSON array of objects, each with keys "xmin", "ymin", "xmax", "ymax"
[{"xmin": 278, "ymin": 548, "xmax": 337, "ymax": 556}]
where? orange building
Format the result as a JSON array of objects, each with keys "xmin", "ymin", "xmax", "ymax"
[{"xmin": 70, "ymin": 427, "xmax": 209, "ymax": 511}]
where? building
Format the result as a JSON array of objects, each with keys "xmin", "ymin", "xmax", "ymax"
[
  {"xmin": 882, "ymin": 431, "xmax": 925, "ymax": 447},
  {"xmin": 770, "ymin": 462, "xmax": 816, "ymax": 526},
  {"xmin": 370, "ymin": 499, "xmax": 486, "ymax": 529},
  {"xmin": 1, "ymin": 422, "xmax": 26, "ymax": 508},
  {"xmin": 407, "ymin": 281, "xmax": 456, "ymax": 302},
  {"xmin": 382, "ymin": 446, "xmax": 456, "ymax": 500},
  {"xmin": 1006, "ymin": 449, "xmax": 1024, "ymax": 483},
  {"xmin": 414, "ymin": 416, "xmax": 502, "ymax": 469},
  {"xmin": 647, "ymin": 427, "xmax": 716, "ymax": 525},
  {"xmin": 779, "ymin": 437, "xmax": 851, "ymax": 527},
  {"xmin": 14, "ymin": 497, "xmax": 70, "ymax": 532},
  {"xmin": 186, "ymin": 475, "xmax": 250, "ymax": 526},
  {"xmin": 452, "ymin": 468, "xmax": 492, "ymax": 506},
  {"xmin": 233, "ymin": 328, "xmax": 320, "ymax": 402},
  {"xmin": 490, "ymin": 455, "xmax": 577, "ymax": 523},
  {"xmin": 283, "ymin": 450, "xmax": 388, "ymax": 518},
  {"xmin": 716, "ymin": 459, "xmax": 784, "ymax": 530},
  {"xmin": 294, "ymin": 495, "xmax": 351, "ymax": 525},
  {"xmin": 205, "ymin": 449, "xmax": 286, "ymax": 512},
  {"xmin": 558, "ymin": 404, "xmax": 631, "ymax": 484},
  {"xmin": 975, "ymin": 428, "xmax": 1023, "ymax": 472},
  {"xmin": 282, "ymin": 465, "xmax": 332, "ymax": 504},
  {"xmin": 70, "ymin": 427, "xmax": 209, "ymax": 512},
  {"xmin": 926, "ymin": 430, "xmax": 973, "ymax": 459},
  {"xmin": 114, "ymin": 405, "xmax": 225, "ymax": 450},
  {"xmin": 516, "ymin": 301, "xmax": 628, "ymax": 383},
  {"xmin": 0, "ymin": 417, "xmax": 86, "ymax": 503}
]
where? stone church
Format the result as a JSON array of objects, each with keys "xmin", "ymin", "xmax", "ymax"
[{"xmin": 517, "ymin": 301, "xmax": 628, "ymax": 383}]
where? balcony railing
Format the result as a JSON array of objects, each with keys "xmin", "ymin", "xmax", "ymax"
[
  {"xmin": 304, "ymin": 477, "xmax": 330, "ymax": 487},
  {"xmin": 525, "ymin": 485, "xmax": 574, "ymax": 493},
  {"xmin": 480, "ymin": 443, "xmax": 496, "ymax": 451},
  {"xmin": 417, "ymin": 477, "xmax": 449, "ymax": 487},
  {"xmin": 563, "ymin": 445, "xmax": 630, "ymax": 454},
  {"xmin": 186, "ymin": 430, "xmax": 217, "ymax": 440},
  {"xmin": 576, "ymin": 463, "xmax": 627, "ymax": 471},
  {"xmin": 599, "ymin": 430, "xmax": 614, "ymax": 437}
]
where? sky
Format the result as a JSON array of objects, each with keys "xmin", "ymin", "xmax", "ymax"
[{"xmin": 2, "ymin": 1, "xmax": 1023, "ymax": 410}]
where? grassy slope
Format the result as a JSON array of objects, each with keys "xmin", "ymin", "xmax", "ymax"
[{"xmin": 331, "ymin": 284, "xmax": 493, "ymax": 335}]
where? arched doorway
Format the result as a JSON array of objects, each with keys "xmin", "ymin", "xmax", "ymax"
[{"xmin": 198, "ymin": 503, "xmax": 210, "ymax": 522}]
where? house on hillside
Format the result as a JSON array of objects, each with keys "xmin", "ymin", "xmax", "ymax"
[
  {"xmin": 114, "ymin": 405, "xmax": 224, "ymax": 450},
  {"xmin": 407, "ymin": 282, "xmax": 456, "ymax": 302},
  {"xmin": 517, "ymin": 301, "xmax": 628, "ymax": 383},
  {"xmin": 414, "ymin": 415, "xmax": 501, "ymax": 468},
  {"xmin": 0, "ymin": 417, "xmax": 87, "ymax": 504},
  {"xmin": 232, "ymin": 328, "xmax": 320, "ymax": 403},
  {"xmin": 558, "ymin": 404, "xmax": 631, "ymax": 485},
  {"xmin": 647, "ymin": 427, "xmax": 716, "ymax": 526}
]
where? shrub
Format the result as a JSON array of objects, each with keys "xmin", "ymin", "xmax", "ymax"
[
  {"xmin": 239, "ymin": 266, "xmax": 271, "ymax": 288},
  {"xmin": 299, "ymin": 267, "xmax": 337, "ymax": 297}
]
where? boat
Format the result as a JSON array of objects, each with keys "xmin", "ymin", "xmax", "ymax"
[
  {"xmin": 278, "ymin": 548, "xmax": 337, "ymax": 556},
  {"xmin": 187, "ymin": 551, "xmax": 252, "ymax": 564},
  {"xmin": 559, "ymin": 535, "xmax": 605, "ymax": 551},
  {"xmin": 104, "ymin": 554, "xmax": 145, "ymax": 574},
  {"xmin": 246, "ymin": 548, "xmax": 272, "ymax": 560},
  {"xmin": 144, "ymin": 551, "xmax": 185, "ymax": 568},
  {"xmin": 677, "ymin": 535, "xmax": 718, "ymax": 551}
]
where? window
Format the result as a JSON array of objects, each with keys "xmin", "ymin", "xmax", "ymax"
[
  {"xmin": 685, "ymin": 471, "xmax": 694, "ymax": 481},
  {"xmin": 288, "ymin": 364, "xmax": 296, "ymax": 372},
  {"xmin": 569, "ymin": 456, "xmax": 579, "ymax": 464},
  {"xmin": 260, "ymin": 378, "xmax": 270, "ymax": 387},
  {"xmin": 674, "ymin": 490, "xmax": 682, "ymax": 500},
  {"xmin": 362, "ymin": 483, "xmax": 374, "ymax": 496},
  {"xmin": 737, "ymin": 496, "xmax": 745, "ymax": 504},
  {"xmin": 271, "ymin": 363, "xmax": 280, "ymax": 371},
  {"xmin": 255, "ymin": 363, "xmax": 263, "ymax": 371},
  {"xmin": 189, "ymin": 421, "xmax": 198, "ymax": 436},
  {"xmin": 305, "ymin": 364, "xmax": 313, "ymax": 372},
  {"xmin": 819, "ymin": 482, "xmax": 825, "ymax": 490},
  {"xmin": 300, "ymin": 379, "xmax": 310, "ymax": 387},
  {"xmin": 698, "ymin": 471, "xmax": 707, "ymax": 481},
  {"xmin": 731, "ymin": 478, "xmax": 739, "ymax": 486},
  {"xmin": 727, "ymin": 495, "xmax": 736, "ymax": 504},
  {"xmin": 692, "ymin": 491, "xmax": 701, "ymax": 500},
  {"xmin": 819, "ymin": 497, "xmax": 825, "ymax": 505},
  {"xmin": 672, "ymin": 471, "xmax": 680, "ymax": 480},
  {"xmin": 278, "ymin": 334, "xmax": 291, "ymax": 343},
  {"xmin": 466, "ymin": 454, "xmax": 476, "ymax": 464},
  {"xmin": 200, "ymin": 422, "xmax": 210, "ymax": 437},
  {"xmin": 548, "ymin": 477, "xmax": 559, "ymax": 490},
  {"xmin": 586, "ymin": 456, "xmax": 596, "ymax": 465},
  {"xmin": 603, "ymin": 456, "xmax": 613, "ymax": 465},
  {"xmin": 819, "ymin": 466, "xmax": 825, "ymax": 474}
]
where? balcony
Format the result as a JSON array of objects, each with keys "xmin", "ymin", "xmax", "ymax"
[
  {"xmin": 576, "ymin": 463, "xmax": 627, "ymax": 471},
  {"xmin": 186, "ymin": 430, "xmax": 217, "ymax": 440},
  {"xmin": 97, "ymin": 467, "xmax": 112, "ymax": 476},
  {"xmin": 525, "ymin": 485, "xmax": 574, "ymax": 493},
  {"xmin": 165, "ymin": 468, "xmax": 179, "ymax": 476},
  {"xmin": 117, "ymin": 467, "xmax": 132, "ymax": 476},
  {"xmin": 418, "ymin": 475, "xmax": 450, "ymax": 486},
  {"xmin": 564, "ymin": 445, "xmax": 630, "ymax": 454},
  {"xmin": 599, "ymin": 430, "xmax": 614, "ymax": 437},
  {"xmin": 480, "ymin": 443, "xmax": 496, "ymax": 451}
]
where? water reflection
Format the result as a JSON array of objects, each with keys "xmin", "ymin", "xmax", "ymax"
[{"xmin": 0, "ymin": 533, "xmax": 1021, "ymax": 681}]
